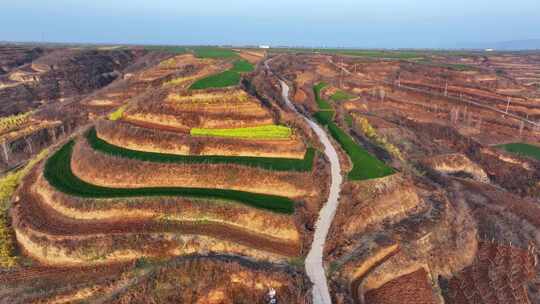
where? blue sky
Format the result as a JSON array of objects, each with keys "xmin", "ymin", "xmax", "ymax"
[{"xmin": 1, "ymin": 0, "xmax": 539, "ymax": 48}]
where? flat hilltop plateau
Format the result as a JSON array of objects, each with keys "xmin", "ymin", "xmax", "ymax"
[{"xmin": 0, "ymin": 45, "xmax": 539, "ymax": 303}]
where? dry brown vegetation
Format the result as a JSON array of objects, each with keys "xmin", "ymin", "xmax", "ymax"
[
  {"xmin": 364, "ymin": 268, "xmax": 438, "ymax": 304},
  {"xmin": 443, "ymin": 242, "xmax": 536, "ymax": 304},
  {"xmin": 419, "ymin": 153, "xmax": 489, "ymax": 183},
  {"xmin": 0, "ymin": 257, "xmax": 310, "ymax": 304}
]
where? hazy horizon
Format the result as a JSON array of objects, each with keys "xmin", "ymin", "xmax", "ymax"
[{"xmin": 2, "ymin": 0, "xmax": 539, "ymax": 49}]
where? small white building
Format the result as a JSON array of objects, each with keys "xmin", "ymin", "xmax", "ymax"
[
  {"xmin": 259, "ymin": 45, "xmax": 270, "ymax": 49},
  {"xmin": 485, "ymin": 48, "xmax": 495, "ymax": 52}
]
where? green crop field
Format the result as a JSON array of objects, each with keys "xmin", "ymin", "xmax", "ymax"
[
  {"xmin": 143, "ymin": 45, "xmax": 189, "ymax": 54},
  {"xmin": 230, "ymin": 60, "xmax": 254, "ymax": 73},
  {"xmin": 313, "ymin": 83, "xmax": 333, "ymax": 111},
  {"xmin": 44, "ymin": 141, "xmax": 295, "ymax": 214},
  {"xmin": 189, "ymin": 71, "xmax": 241, "ymax": 89},
  {"xmin": 193, "ymin": 47, "xmax": 238, "ymax": 59},
  {"xmin": 312, "ymin": 84, "xmax": 394, "ymax": 180},
  {"xmin": 327, "ymin": 122, "xmax": 394, "ymax": 180},
  {"xmin": 190, "ymin": 125, "xmax": 292, "ymax": 140},
  {"xmin": 313, "ymin": 111, "xmax": 334, "ymax": 125},
  {"xmin": 313, "ymin": 83, "xmax": 334, "ymax": 123},
  {"xmin": 189, "ymin": 60, "xmax": 254, "ymax": 90},
  {"xmin": 497, "ymin": 143, "xmax": 540, "ymax": 161},
  {"xmin": 87, "ymin": 129, "xmax": 314, "ymax": 172},
  {"xmin": 330, "ymin": 90, "xmax": 355, "ymax": 102}
]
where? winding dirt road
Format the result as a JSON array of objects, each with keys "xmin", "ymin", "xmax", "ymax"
[{"xmin": 279, "ymin": 79, "xmax": 343, "ymax": 304}]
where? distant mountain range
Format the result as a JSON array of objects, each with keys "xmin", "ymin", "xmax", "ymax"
[{"xmin": 459, "ymin": 39, "xmax": 540, "ymax": 50}]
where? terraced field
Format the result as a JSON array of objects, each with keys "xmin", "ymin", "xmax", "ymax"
[
  {"xmin": 103, "ymin": 85, "xmax": 308, "ymax": 159},
  {"xmin": 6, "ymin": 52, "xmax": 323, "ymax": 278},
  {"xmin": 87, "ymin": 128, "xmax": 315, "ymax": 171},
  {"xmin": 45, "ymin": 141, "xmax": 295, "ymax": 213}
]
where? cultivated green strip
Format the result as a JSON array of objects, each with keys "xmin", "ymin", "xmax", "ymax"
[
  {"xmin": 143, "ymin": 45, "xmax": 188, "ymax": 54},
  {"xmin": 497, "ymin": 142, "xmax": 540, "ymax": 161},
  {"xmin": 87, "ymin": 129, "xmax": 314, "ymax": 172},
  {"xmin": 312, "ymin": 83, "xmax": 394, "ymax": 180},
  {"xmin": 189, "ymin": 70, "xmax": 241, "ymax": 89},
  {"xmin": 193, "ymin": 47, "xmax": 238, "ymax": 59},
  {"xmin": 314, "ymin": 82, "xmax": 332, "ymax": 111},
  {"xmin": 230, "ymin": 59, "xmax": 255, "ymax": 73},
  {"xmin": 189, "ymin": 60, "xmax": 254, "ymax": 90},
  {"xmin": 190, "ymin": 125, "xmax": 292, "ymax": 140},
  {"xmin": 44, "ymin": 141, "xmax": 295, "ymax": 214},
  {"xmin": 330, "ymin": 90, "xmax": 355, "ymax": 102}
]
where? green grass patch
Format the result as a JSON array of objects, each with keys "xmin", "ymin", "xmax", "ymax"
[
  {"xmin": 143, "ymin": 45, "xmax": 188, "ymax": 54},
  {"xmin": 193, "ymin": 47, "xmax": 238, "ymax": 59},
  {"xmin": 330, "ymin": 90, "xmax": 355, "ymax": 102},
  {"xmin": 190, "ymin": 125, "xmax": 292, "ymax": 140},
  {"xmin": 188, "ymin": 60, "xmax": 253, "ymax": 90},
  {"xmin": 325, "ymin": 120, "xmax": 394, "ymax": 180},
  {"xmin": 189, "ymin": 71, "xmax": 241, "ymax": 90},
  {"xmin": 497, "ymin": 143, "xmax": 540, "ymax": 161},
  {"xmin": 230, "ymin": 60, "xmax": 254, "ymax": 73},
  {"xmin": 344, "ymin": 113, "xmax": 353, "ymax": 128},
  {"xmin": 313, "ymin": 111, "xmax": 334, "ymax": 125},
  {"xmin": 87, "ymin": 129, "xmax": 314, "ymax": 172},
  {"xmin": 44, "ymin": 141, "xmax": 295, "ymax": 214},
  {"xmin": 313, "ymin": 82, "xmax": 333, "ymax": 111},
  {"xmin": 312, "ymin": 84, "xmax": 394, "ymax": 180}
]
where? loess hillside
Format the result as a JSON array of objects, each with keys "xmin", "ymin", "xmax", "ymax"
[{"xmin": 1, "ymin": 45, "xmax": 540, "ymax": 303}]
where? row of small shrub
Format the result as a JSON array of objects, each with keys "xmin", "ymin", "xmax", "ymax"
[
  {"xmin": 0, "ymin": 111, "xmax": 33, "ymax": 135},
  {"xmin": 355, "ymin": 116, "xmax": 404, "ymax": 161}
]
